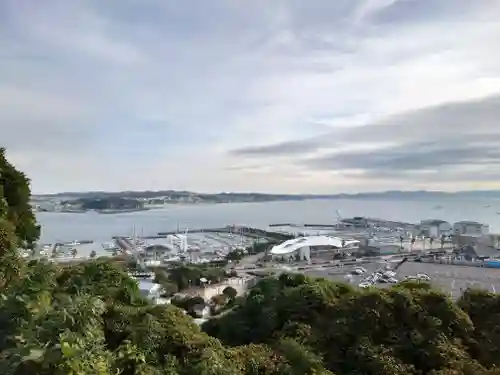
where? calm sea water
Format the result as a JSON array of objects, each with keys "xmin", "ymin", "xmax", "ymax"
[{"xmin": 36, "ymin": 198, "xmax": 500, "ymax": 244}]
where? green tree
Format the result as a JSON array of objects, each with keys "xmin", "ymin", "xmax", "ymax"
[
  {"xmin": 222, "ymin": 286, "xmax": 238, "ymax": 300},
  {"xmin": 0, "ymin": 148, "xmax": 40, "ymax": 249},
  {"xmin": 5, "ymin": 148, "xmax": 500, "ymax": 375}
]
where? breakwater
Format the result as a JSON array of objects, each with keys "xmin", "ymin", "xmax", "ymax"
[{"xmin": 143, "ymin": 226, "xmax": 294, "ymax": 242}]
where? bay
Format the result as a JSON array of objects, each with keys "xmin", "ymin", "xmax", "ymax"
[{"xmin": 36, "ymin": 198, "xmax": 500, "ymax": 244}]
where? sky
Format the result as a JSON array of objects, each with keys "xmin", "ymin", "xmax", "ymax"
[{"xmin": 2, "ymin": 0, "xmax": 500, "ymax": 194}]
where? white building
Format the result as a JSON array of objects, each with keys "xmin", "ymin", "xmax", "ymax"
[
  {"xmin": 269, "ymin": 236, "xmax": 359, "ymax": 264},
  {"xmin": 137, "ymin": 279, "xmax": 162, "ymax": 303},
  {"xmin": 419, "ymin": 219, "xmax": 452, "ymax": 238},
  {"xmin": 142, "ymin": 243, "xmax": 176, "ymax": 262},
  {"xmin": 453, "ymin": 221, "xmax": 489, "ymax": 236}
]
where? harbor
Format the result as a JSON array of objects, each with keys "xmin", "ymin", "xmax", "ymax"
[
  {"xmin": 26, "ymin": 215, "xmax": 500, "ymax": 271},
  {"xmin": 20, "ymin": 212, "xmax": 500, "ymax": 319}
]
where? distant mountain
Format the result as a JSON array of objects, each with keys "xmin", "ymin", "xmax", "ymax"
[{"xmin": 33, "ymin": 189, "xmax": 500, "ymax": 202}]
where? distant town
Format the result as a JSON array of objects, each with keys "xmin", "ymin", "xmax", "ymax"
[
  {"xmin": 31, "ymin": 190, "xmax": 331, "ymax": 213},
  {"xmin": 31, "ymin": 189, "xmax": 500, "ymax": 213}
]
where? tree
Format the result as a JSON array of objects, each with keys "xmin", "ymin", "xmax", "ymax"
[
  {"xmin": 90, "ymin": 250, "xmax": 97, "ymax": 258},
  {"xmin": 226, "ymin": 249, "xmax": 244, "ymax": 262},
  {"xmin": 159, "ymin": 281, "xmax": 178, "ymax": 297},
  {"xmin": 0, "ymin": 148, "xmax": 40, "ymax": 249},
  {"xmin": 4, "ymin": 149, "xmax": 500, "ymax": 374},
  {"xmin": 204, "ymin": 272, "xmax": 497, "ymax": 375},
  {"xmin": 222, "ymin": 286, "xmax": 238, "ymax": 300}
]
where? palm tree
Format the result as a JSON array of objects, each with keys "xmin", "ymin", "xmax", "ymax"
[
  {"xmin": 399, "ymin": 236, "xmax": 404, "ymax": 252},
  {"xmin": 90, "ymin": 250, "xmax": 97, "ymax": 259},
  {"xmin": 71, "ymin": 248, "xmax": 77, "ymax": 258},
  {"xmin": 410, "ymin": 237, "xmax": 416, "ymax": 252},
  {"xmin": 429, "ymin": 237, "xmax": 434, "ymax": 249},
  {"xmin": 440, "ymin": 234, "xmax": 446, "ymax": 249}
]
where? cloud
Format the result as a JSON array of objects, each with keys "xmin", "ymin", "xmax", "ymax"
[
  {"xmin": 306, "ymin": 142, "xmax": 500, "ymax": 172},
  {"xmin": 232, "ymin": 93, "xmax": 500, "ymax": 187},
  {"xmin": 230, "ymin": 137, "xmax": 327, "ymax": 157},
  {"xmin": 1, "ymin": 0, "xmax": 500, "ymax": 193}
]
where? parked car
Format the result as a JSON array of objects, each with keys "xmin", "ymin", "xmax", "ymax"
[
  {"xmin": 404, "ymin": 276, "xmax": 418, "ymax": 281},
  {"xmin": 352, "ymin": 267, "xmax": 366, "ymax": 275},
  {"xmin": 417, "ymin": 273, "xmax": 431, "ymax": 281}
]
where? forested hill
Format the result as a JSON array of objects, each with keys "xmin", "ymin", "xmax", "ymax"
[
  {"xmin": 35, "ymin": 189, "xmax": 500, "ymax": 203},
  {"xmin": 2, "ymin": 146, "xmax": 500, "ymax": 374}
]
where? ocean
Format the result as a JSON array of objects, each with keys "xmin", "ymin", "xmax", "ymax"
[{"xmin": 37, "ymin": 198, "xmax": 500, "ymax": 244}]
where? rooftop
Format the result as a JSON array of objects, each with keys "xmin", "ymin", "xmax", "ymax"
[
  {"xmin": 454, "ymin": 221, "xmax": 484, "ymax": 226},
  {"xmin": 421, "ymin": 219, "xmax": 449, "ymax": 226},
  {"xmin": 270, "ymin": 236, "xmax": 360, "ymax": 255}
]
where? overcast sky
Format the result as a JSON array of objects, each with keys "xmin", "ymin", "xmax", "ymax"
[{"xmin": 2, "ymin": 0, "xmax": 500, "ymax": 194}]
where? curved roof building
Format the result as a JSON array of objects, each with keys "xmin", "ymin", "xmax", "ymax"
[
  {"xmin": 144, "ymin": 244, "xmax": 175, "ymax": 252},
  {"xmin": 270, "ymin": 236, "xmax": 359, "ymax": 264}
]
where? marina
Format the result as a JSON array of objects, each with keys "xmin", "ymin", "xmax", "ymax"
[
  {"xmin": 25, "ymin": 199, "xmax": 500, "ymax": 298},
  {"xmin": 27, "ymin": 214, "xmax": 500, "ymax": 269}
]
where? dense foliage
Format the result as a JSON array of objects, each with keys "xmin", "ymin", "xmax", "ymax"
[
  {"xmin": 0, "ymin": 148, "xmax": 40, "ymax": 249},
  {"xmin": 155, "ymin": 264, "xmax": 228, "ymax": 292},
  {"xmin": 2, "ymin": 149, "xmax": 500, "ymax": 374},
  {"xmin": 204, "ymin": 274, "xmax": 500, "ymax": 375},
  {"xmin": 71, "ymin": 197, "xmax": 143, "ymax": 210}
]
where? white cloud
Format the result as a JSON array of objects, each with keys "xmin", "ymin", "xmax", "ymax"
[{"xmin": 1, "ymin": 0, "xmax": 500, "ymax": 193}]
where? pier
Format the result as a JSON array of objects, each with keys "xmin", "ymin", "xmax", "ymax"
[{"xmin": 113, "ymin": 225, "xmax": 296, "ymax": 242}]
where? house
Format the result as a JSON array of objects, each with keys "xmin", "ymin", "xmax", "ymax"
[
  {"xmin": 418, "ymin": 220, "xmax": 452, "ymax": 238},
  {"xmin": 137, "ymin": 279, "xmax": 162, "ymax": 303},
  {"xmin": 453, "ymin": 221, "xmax": 489, "ymax": 236}
]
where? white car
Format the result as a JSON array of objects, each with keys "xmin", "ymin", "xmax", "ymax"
[
  {"xmin": 352, "ymin": 267, "xmax": 366, "ymax": 275},
  {"xmin": 358, "ymin": 282, "xmax": 372, "ymax": 288},
  {"xmin": 379, "ymin": 275, "xmax": 398, "ymax": 284},
  {"xmin": 417, "ymin": 273, "xmax": 431, "ymax": 281},
  {"xmin": 382, "ymin": 271, "xmax": 396, "ymax": 278},
  {"xmin": 404, "ymin": 276, "xmax": 418, "ymax": 281}
]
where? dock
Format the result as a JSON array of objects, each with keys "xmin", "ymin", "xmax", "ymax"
[{"xmin": 112, "ymin": 225, "xmax": 295, "ymax": 242}]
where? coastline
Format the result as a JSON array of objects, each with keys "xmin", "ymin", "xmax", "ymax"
[{"xmin": 52, "ymin": 208, "xmax": 153, "ymax": 214}]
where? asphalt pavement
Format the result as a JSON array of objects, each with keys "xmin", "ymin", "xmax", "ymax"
[{"xmin": 303, "ymin": 261, "xmax": 500, "ymax": 299}]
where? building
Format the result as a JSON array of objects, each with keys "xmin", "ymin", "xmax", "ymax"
[
  {"xmin": 137, "ymin": 279, "xmax": 162, "ymax": 303},
  {"xmin": 269, "ymin": 236, "xmax": 359, "ymax": 263},
  {"xmin": 142, "ymin": 243, "xmax": 176, "ymax": 262},
  {"xmin": 453, "ymin": 221, "xmax": 489, "ymax": 236},
  {"xmin": 418, "ymin": 219, "xmax": 452, "ymax": 238}
]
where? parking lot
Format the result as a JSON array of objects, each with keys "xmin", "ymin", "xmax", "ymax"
[{"xmin": 303, "ymin": 261, "xmax": 500, "ymax": 299}]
